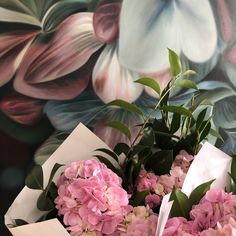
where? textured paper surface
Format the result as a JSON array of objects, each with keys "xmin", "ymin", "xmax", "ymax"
[
  {"xmin": 156, "ymin": 142, "xmax": 232, "ymax": 236},
  {"xmin": 5, "ymin": 123, "xmax": 117, "ymax": 236}
]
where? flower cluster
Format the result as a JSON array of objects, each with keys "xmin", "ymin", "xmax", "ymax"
[
  {"xmin": 163, "ymin": 188, "xmax": 236, "ymax": 235},
  {"xmin": 55, "ymin": 160, "xmax": 131, "ymax": 235},
  {"xmin": 136, "ymin": 150, "xmax": 193, "ymax": 209}
]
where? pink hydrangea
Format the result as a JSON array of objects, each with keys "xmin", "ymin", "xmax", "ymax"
[
  {"xmin": 117, "ymin": 206, "xmax": 158, "ymax": 236},
  {"xmin": 173, "ymin": 150, "xmax": 194, "ymax": 173},
  {"xmin": 55, "ymin": 159, "xmax": 132, "ymax": 235},
  {"xmin": 190, "ymin": 188, "xmax": 236, "ymax": 231},
  {"xmin": 163, "ymin": 217, "xmax": 195, "ymax": 236}
]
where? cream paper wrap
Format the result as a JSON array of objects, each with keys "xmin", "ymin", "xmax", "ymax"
[
  {"xmin": 156, "ymin": 142, "xmax": 234, "ymax": 236},
  {"xmin": 5, "ymin": 123, "xmax": 119, "ymax": 236}
]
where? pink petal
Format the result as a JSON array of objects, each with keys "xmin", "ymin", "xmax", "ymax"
[
  {"xmin": 0, "ymin": 30, "xmax": 38, "ymax": 86},
  {"xmin": 14, "ymin": 13, "xmax": 103, "ymax": 100},
  {"xmin": 216, "ymin": 0, "xmax": 233, "ymax": 43},
  {"xmin": 142, "ymin": 68, "xmax": 171, "ymax": 98},
  {"xmin": 93, "ymin": 44, "xmax": 143, "ymax": 103},
  {"xmin": 93, "ymin": 0, "xmax": 122, "ymax": 43},
  {"xmin": 0, "ymin": 92, "xmax": 44, "ymax": 125}
]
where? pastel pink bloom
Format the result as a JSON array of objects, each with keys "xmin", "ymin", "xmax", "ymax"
[
  {"xmin": 173, "ymin": 150, "xmax": 194, "ymax": 173},
  {"xmin": 145, "ymin": 194, "xmax": 162, "ymax": 209},
  {"xmin": 163, "ymin": 217, "xmax": 195, "ymax": 236},
  {"xmin": 118, "ymin": 206, "xmax": 158, "ymax": 236},
  {"xmin": 54, "ymin": 159, "xmax": 131, "ymax": 235},
  {"xmin": 190, "ymin": 189, "xmax": 236, "ymax": 231}
]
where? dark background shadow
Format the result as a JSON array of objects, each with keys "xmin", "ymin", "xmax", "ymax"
[{"xmin": 0, "ymin": 131, "xmax": 35, "ymax": 236}]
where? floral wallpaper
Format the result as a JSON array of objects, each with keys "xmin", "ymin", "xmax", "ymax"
[{"xmin": 0, "ymin": 0, "xmax": 236, "ymax": 162}]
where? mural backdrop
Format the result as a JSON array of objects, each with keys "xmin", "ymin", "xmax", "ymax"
[{"xmin": 0, "ymin": 0, "xmax": 236, "ymax": 163}]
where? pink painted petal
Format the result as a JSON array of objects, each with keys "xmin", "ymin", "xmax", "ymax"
[
  {"xmin": 14, "ymin": 13, "xmax": 103, "ymax": 100},
  {"xmin": 94, "ymin": 109, "xmax": 142, "ymax": 148},
  {"xmin": 0, "ymin": 30, "xmax": 38, "ymax": 86},
  {"xmin": 216, "ymin": 0, "xmax": 233, "ymax": 43},
  {"xmin": 142, "ymin": 68, "xmax": 171, "ymax": 98},
  {"xmin": 0, "ymin": 92, "xmax": 44, "ymax": 125},
  {"xmin": 93, "ymin": 0, "xmax": 122, "ymax": 43},
  {"xmin": 225, "ymin": 44, "xmax": 236, "ymax": 64},
  {"xmin": 93, "ymin": 44, "xmax": 143, "ymax": 103}
]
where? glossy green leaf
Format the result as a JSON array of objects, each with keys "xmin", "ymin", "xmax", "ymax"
[
  {"xmin": 231, "ymin": 156, "xmax": 236, "ymax": 181},
  {"xmin": 196, "ymin": 108, "xmax": 207, "ymax": 130},
  {"xmin": 106, "ymin": 120, "xmax": 131, "ymax": 141},
  {"xmin": 42, "ymin": 0, "xmax": 88, "ymax": 32},
  {"xmin": 182, "ymin": 70, "xmax": 197, "ymax": 76},
  {"xmin": 139, "ymin": 127, "xmax": 155, "ymax": 147},
  {"xmin": 113, "ymin": 142, "xmax": 130, "ymax": 156},
  {"xmin": 95, "ymin": 148, "xmax": 119, "ymax": 162},
  {"xmin": 161, "ymin": 106, "xmax": 193, "ymax": 117},
  {"xmin": 145, "ymin": 150, "xmax": 173, "ymax": 175},
  {"xmin": 107, "ymin": 100, "xmax": 143, "ymax": 116},
  {"xmin": 25, "ymin": 165, "xmax": 44, "ymax": 190},
  {"xmin": 132, "ymin": 190, "xmax": 149, "ymax": 207},
  {"xmin": 135, "ymin": 77, "xmax": 161, "ymax": 95},
  {"xmin": 175, "ymin": 79, "xmax": 198, "ymax": 90},
  {"xmin": 168, "ymin": 48, "xmax": 181, "ymax": 76},
  {"xmin": 170, "ymin": 113, "xmax": 181, "ymax": 134},
  {"xmin": 189, "ymin": 179, "xmax": 215, "ymax": 206},
  {"xmin": 13, "ymin": 219, "xmax": 29, "ymax": 227},
  {"xmin": 170, "ymin": 188, "xmax": 191, "ymax": 218},
  {"xmin": 37, "ymin": 192, "xmax": 54, "ymax": 211},
  {"xmin": 199, "ymin": 120, "xmax": 211, "ymax": 142}
]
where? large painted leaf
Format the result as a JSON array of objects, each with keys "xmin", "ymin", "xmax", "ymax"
[
  {"xmin": 93, "ymin": 0, "xmax": 122, "ymax": 43},
  {"xmin": 34, "ymin": 131, "xmax": 69, "ymax": 164},
  {"xmin": 0, "ymin": 25, "xmax": 39, "ymax": 86},
  {"xmin": 93, "ymin": 43, "xmax": 143, "ymax": 103},
  {"xmin": 119, "ymin": 0, "xmax": 217, "ymax": 73},
  {"xmin": 44, "ymin": 84, "xmax": 105, "ymax": 132},
  {"xmin": 14, "ymin": 13, "xmax": 103, "ymax": 100}
]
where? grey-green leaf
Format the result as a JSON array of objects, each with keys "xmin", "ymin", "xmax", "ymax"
[
  {"xmin": 106, "ymin": 120, "xmax": 132, "ymax": 141},
  {"xmin": 107, "ymin": 100, "xmax": 143, "ymax": 116},
  {"xmin": 168, "ymin": 48, "xmax": 181, "ymax": 76},
  {"xmin": 25, "ymin": 165, "xmax": 44, "ymax": 190},
  {"xmin": 134, "ymin": 77, "xmax": 161, "ymax": 95},
  {"xmin": 95, "ymin": 148, "xmax": 119, "ymax": 162}
]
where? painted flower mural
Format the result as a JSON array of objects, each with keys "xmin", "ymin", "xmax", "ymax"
[{"xmin": 0, "ymin": 0, "xmax": 235, "ymax": 160}]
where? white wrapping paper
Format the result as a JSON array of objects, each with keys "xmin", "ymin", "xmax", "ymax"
[
  {"xmin": 5, "ymin": 123, "xmax": 118, "ymax": 236},
  {"xmin": 156, "ymin": 142, "xmax": 233, "ymax": 236}
]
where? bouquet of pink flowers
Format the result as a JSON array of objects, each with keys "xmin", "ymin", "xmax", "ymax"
[{"xmin": 5, "ymin": 50, "xmax": 230, "ymax": 236}]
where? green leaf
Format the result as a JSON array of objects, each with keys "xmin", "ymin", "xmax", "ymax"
[
  {"xmin": 25, "ymin": 165, "xmax": 44, "ymax": 190},
  {"xmin": 175, "ymin": 79, "xmax": 198, "ymax": 90},
  {"xmin": 161, "ymin": 106, "xmax": 193, "ymax": 117},
  {"xmin": 199, "ymin": 120, "xmax": 211, "ymax": 142},
  {"xmin": 107, "ymin": 100, "xmax": 143, "ymax": 116},
  {"xmin": 170, "ymin": 113, "xmax": 181, "ymax": 134},
  {"xmin": 106, "ymin": 120, "xmax": 131, "ymax": 141},
  {"xmin": 45, "ymin": 163, "xmax": 64, "ymax": 193},
  {"xmin": 13, "ymin": 219, "xmax": 29, "ymax": 226},
  {"xmin": 42, "ymin": 0, "xmax": 88, "ymax": 32},
  {"xmin": 113, "ymin": 143, "xmax": 130, "ymax": 156},
  {"xmin": 134, "ymin": 77, "xmax": 161, "ymax": 95},
  {"xmin": 209, "ymin": 129, "xmax": 224, "ymax": 142},
  {"xmin": 132, "ymin": 190, "xmax": 149, "ymax": 207},
  {"xmin": 145, "ymin": 150, "xmax": 173, "ymax": 175},
  {"xmin": 37, "ymin": 192, "xmax": 54, "ymax": 211},
  {"xmin": 95, "ymin": 148, "xmax": 119, "ymax": 162},
  {"xmin": 139, "ymin": 127, "xmax": 155, "ymax": 147},
  {"xmin": 182, "ymin": 70, "xmax": 197, "ymax": 76},
  {"xmin": 168, "ymin": 48, "xmax": 181, "ymax": 76},
  {"xmin": 189, "ymin": 179, "xmax": 215, "ymax": 206},
  {"xmin": 170, "ymin": 188, "xmax": 191, "ymax": 218},
  {"xmin": 196, "ymin": 108, "xmax": 207, "ymax": 130},
  {"xmin": 231, "ymin": 156, "xmax": 236, "ymax": 181}
]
